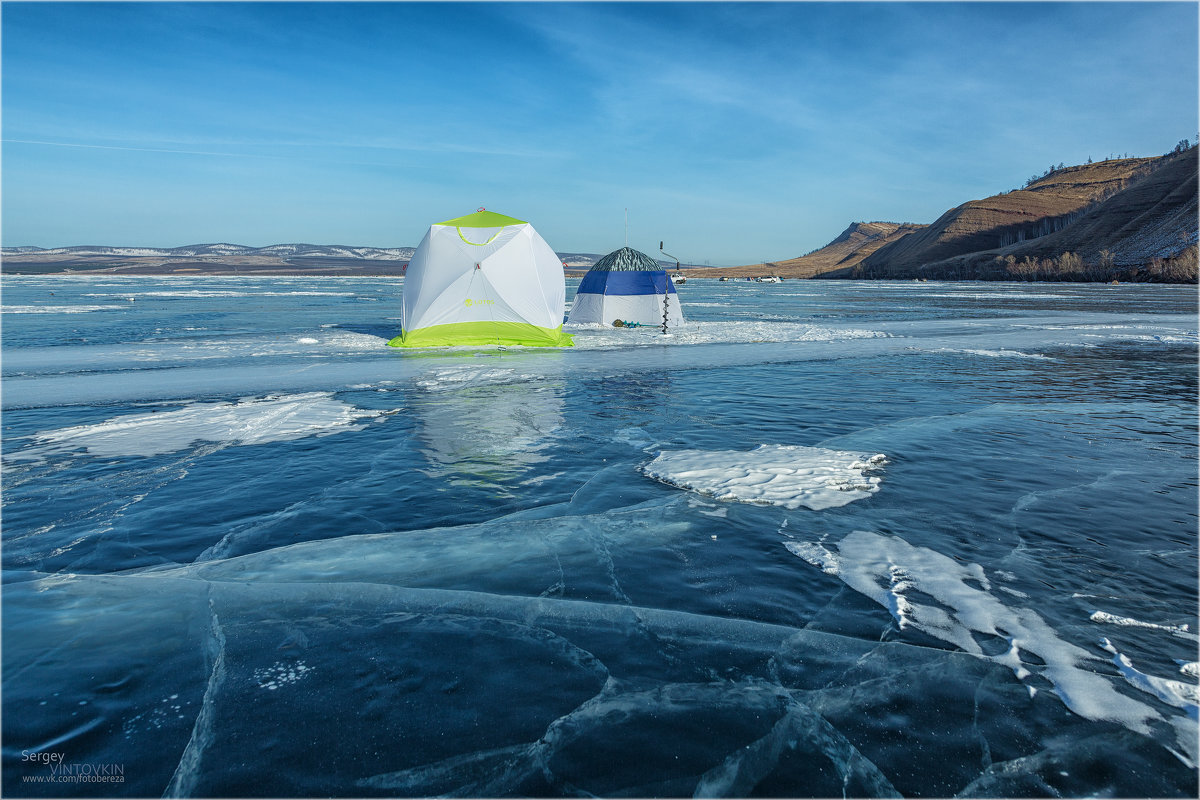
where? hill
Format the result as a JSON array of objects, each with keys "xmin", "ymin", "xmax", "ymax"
[
  {"xmin": 685, "ymin": 222, "xmax": 925, "ymax": 279},
  {"xmin": 901, "ymin": 148, "xmax": 1199, "ymax": 281},
  {"xmin": 852, "ymin": 149, "xmax": 1197, "ymax": 281}
]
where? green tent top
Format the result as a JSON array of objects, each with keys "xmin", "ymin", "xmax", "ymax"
[{"xmin": 436, "ymin": 209, "xmax": 527, "ymax": 228}]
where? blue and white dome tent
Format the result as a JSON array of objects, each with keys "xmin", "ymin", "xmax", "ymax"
[{"xmin": 567, "ymin": 246, "xmax": 685, "ymax": 328}]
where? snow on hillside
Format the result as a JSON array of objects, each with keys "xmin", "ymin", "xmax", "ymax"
[{"xmin": 1, "ymin": 243, "xmax": 415, "ymax": 260}]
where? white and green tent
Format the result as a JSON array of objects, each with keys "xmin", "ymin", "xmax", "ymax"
[{"xmin": 390, "ymin": 209, "xmax": 574, "ymax": 348}]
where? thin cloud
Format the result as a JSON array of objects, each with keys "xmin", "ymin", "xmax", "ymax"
[
  {"xmin": 2, "ymin": 139, "xmax": 295, "ymax": 159},
  {"xmin": 2, "ymin": 137, "xmax": 568, "ymax": 164}
]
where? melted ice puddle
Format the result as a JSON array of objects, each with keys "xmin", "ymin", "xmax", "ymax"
[
  {"xmin": 9, "ymin": 392, "xmax": 384, "ymax": 460},
  {"xmin": 643, "ymin": 445, "xmax": 887, "ymax": 510}
]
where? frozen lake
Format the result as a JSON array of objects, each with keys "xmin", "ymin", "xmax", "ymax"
[{"xmin": 2, "ymin": 275, "xmax": 1197, "ymax": 797}]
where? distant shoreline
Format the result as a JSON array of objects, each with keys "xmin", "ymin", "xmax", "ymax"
[{"xmin": 2, "ymin": 257, "xmax": 1195, "ymax": 284}]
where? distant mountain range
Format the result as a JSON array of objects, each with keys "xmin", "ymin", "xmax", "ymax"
[
  {"xmin": 2, "ymin": 243, "xmax": 416, "ymax": 260},
  {"xmin": 699, "ymin": 146, "xmax": 1198, "ymax": 282},
  {"xmin": 4, "ymin": 148, "xmax": 1195, "ymax": 281},
  {"xmin": 0, "ymin": 243, "xmax": 617, "ymax": 275}
]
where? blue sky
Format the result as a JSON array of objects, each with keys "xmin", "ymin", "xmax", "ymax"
[{"xmin": 2, "ymin": 1, "xmax": 1197, "ymax": 265}]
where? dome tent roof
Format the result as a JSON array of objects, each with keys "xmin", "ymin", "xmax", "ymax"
[{"xmin": 589, "ymin": 246, "xmax": 663, "ymax": 272}]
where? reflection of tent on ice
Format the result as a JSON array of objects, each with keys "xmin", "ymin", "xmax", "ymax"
[
  {"xmin": 413, "ymin": 379, "xmax": 564, "ymax": 489},
  {"xmin": 389, "ymin": 209, "xmax": 573, "ymax": 347},
  {"xmin": 567, "ymin": 246, "xmax": 684, "ymax": 328}
]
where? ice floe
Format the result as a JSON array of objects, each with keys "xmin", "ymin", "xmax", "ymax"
[{"xmin": 643, "ymin": 445, "xmax": 887, "ymax": 510}]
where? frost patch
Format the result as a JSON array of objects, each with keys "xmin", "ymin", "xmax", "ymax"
[{"xmin": 643, "ymin": 445, "xmax": 887, "ymax": 510}]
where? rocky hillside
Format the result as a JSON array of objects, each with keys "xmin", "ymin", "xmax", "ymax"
[
  {"xmin": 904, "ymin": 148, "xmax": 1198, "ymax": 280},
  {"xmin": 690, "ymin": 147, "xmax": 1197, "ymax": 283},
  {"xmin": 852, "ymin": 148, "xmax": 1197, "ymax": 281}
]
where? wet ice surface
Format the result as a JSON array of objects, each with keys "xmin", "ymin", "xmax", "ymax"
[{"xmin": 3, "ymin": 276, "xmax": 1198, "ymax": 797}]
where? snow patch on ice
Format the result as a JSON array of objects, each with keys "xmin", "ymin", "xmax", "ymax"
[
  {"xmin": 784, "ymin": 541, "xmax": 841, "ymax": 576},
  {"xmin": 86, "ymin": 290, "xmax": 356, "ymax": 298},
  {"xmin": 644, "ymin": 445, "xmax": 887, "ymax": 510},
  {"xmin": 783, "ymin": 531, "xmax": 1168, "ymax": 738},
  {"xmin": 1101, "ymin": 639, "xmax": 1199, "ymax": 717},
  {"xmin": 2, "ymin": 304, "xmax": 128, "ymax": 314},
  {"xmin": 934, "ymin": 347, "xmax": 1052, "ymax": 360},
  {"xmin": 9, "ymin": 393, "xmax": 384, "ymax": 460},
  {"xmin": 567, "ymin": 321, "xmax": 888, "ymax": 349},
  {"xmin": 1090, "ymin": 611, "xmax": 1195, "ymax": 638}
]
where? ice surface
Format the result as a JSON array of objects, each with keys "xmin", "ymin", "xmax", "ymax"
[
  {"xmin": 644, "ymin": 445, "xmax": 887, "ymax": 510},
  {"xmin": 4, "ymin": 301, "xmax": 1196, "ymax": 411},
  {"xmin": 3, "ymin": 278, "xmax": 1196, "ymax": 796},
  {"xmin": 7, "ymin": 392, "xmax": 384, "ymax": 461},
  {"xmin": 7, "ymin": 480, "xmax": 1198, "ymax": 796}
]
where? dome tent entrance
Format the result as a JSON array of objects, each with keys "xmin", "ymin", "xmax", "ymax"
[
  {"xmin": 567, "ymin": 246, "xmax": 684, "ymax": 328},
  {"xmin": 390, "ymin": 209, "xmax": 573, "ymax": 348}
]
